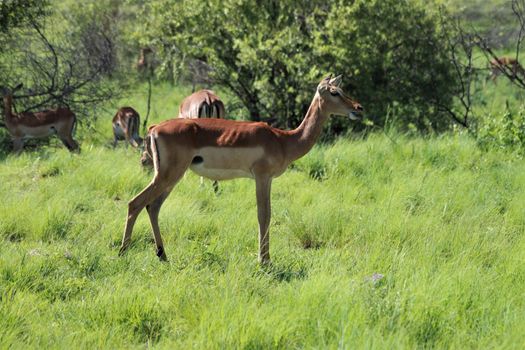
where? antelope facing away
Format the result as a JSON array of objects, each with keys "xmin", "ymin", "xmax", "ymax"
[
  {"xmin": 488, "ymin": 56, "xmax": 525, "ymax": 82},
  {"xmin": 119, "ymin": 75, "xmax": 362, "ymax": 264},
  {"xmin": 1, "ymin": 85, "xmax": 79, "ymax": 154},
  {"xmin": 178, "ymin": 89, "xmax": 225, "ymax": 119},
  {"xmin": 112, "ymin": 106, "xmax": 143, "ymax": 148}
]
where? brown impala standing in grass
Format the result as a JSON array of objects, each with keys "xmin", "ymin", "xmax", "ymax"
[
  {"xmin": 1, "ymin": 84, "xmax": 79, "ymax": 154},
  {"xmin": 112, "ymin": 106, "xmax": 143, "ymax": 148},
  {"xmin": 488, "ymin": 56, "xmax": 525, "ymax": 82},
  {"xmin": 120, "ymin": 75, "xmax": 363, "ymax": 264}
]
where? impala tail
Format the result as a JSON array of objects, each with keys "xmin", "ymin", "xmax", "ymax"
[{"xmin": 149, "ymin": 130, "xmax": 161, "ymax": 174}]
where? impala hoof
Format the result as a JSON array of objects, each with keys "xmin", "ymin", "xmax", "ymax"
[
  {"xmin": 157, "ymin": 247, "xmax": 168, "ymax": 262},
  {"xmin": 118, "ymin": 245, "xmax": 128, "ymax": 256}
]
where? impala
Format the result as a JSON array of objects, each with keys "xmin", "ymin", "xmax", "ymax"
[
  {"xmin": 1, "ymin": 85, "xmax": 79, "ymax": 153},
  {"xmin": 178, "ymin": 89, "xmax": 225, "ymax": 119},
  {"xmin": 488, "ymin": 56, "xmax": 525, "ymax": 82},
  {"xmin": 119, "ymin": 75, "xmax": 362, "ymax": 263},
  {"xmin": 112, "ymin": 106, "xmax": 143, "ymax": 147}
]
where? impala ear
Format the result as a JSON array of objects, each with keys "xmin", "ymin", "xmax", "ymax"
[
  {"xmin": 317, "ymin": 74, "xmax": 332, "ymax": 93},
  {"xmin": 329, "ymin": 74, "xmax": 343, "ymax": 87}
]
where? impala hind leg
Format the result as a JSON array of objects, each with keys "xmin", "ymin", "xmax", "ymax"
[
  {"xmin": 118, "ymin": 179, "xmax": 171, "ymax": 256},
  {"xmin": 119, "ymin": 166, "xmax": 188, "ymax": 259},
  {"xmin": 146, "ymin": 186, "xmax": 174, "ymax": 261}
]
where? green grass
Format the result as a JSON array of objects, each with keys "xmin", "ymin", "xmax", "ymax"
[{"xmin": 1, "ymin": 131, "xmax": 525, "ymax": 348}]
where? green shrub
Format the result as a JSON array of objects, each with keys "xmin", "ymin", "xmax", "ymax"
[{"xmin": 477, "ymin": 105, "xmax": 525, "ymax": 155}]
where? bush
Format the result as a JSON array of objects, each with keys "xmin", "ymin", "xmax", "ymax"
[{"xmin": 477, "ymin": 105, "xmax": 525, "ymax": 155}]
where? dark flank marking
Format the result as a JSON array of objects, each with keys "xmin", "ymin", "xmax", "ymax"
[{"xmin": 192, "ymin": 155, "xmax": 203, "ymax": 164}]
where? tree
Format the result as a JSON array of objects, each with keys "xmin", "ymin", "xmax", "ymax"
[
  {"xmin": 318, "ymin": 0, "xmax": 461, "ymax": 132},
  {"xmin": 0, "ymin": 0, "xmax": 48, "ymax": 35},
  {"xmin": 126, "ymin": 0, "xmax": 460, "ymax": 134},
  {"xmin": 0, "ymin": 0, "xmax": 123, "ymax": 132}
]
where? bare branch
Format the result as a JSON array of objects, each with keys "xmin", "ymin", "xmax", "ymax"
[
  {"xmin": 29, "ymin": 18, "xmax": 58, "ymax": 91},
  {"xmin": 436, "ymin": 8, "xmax": 478, "ymax": 129}
]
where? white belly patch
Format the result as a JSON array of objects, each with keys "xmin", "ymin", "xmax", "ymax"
[
  {"xmin": 20, "ymin": 125, "xmax": 57, "ymax": 138},
  {"xmin": 189, "ymin": 146, "xmax": 264, "ymax": 180}
]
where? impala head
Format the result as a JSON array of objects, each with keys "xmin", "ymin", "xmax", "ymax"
[{"xmin": 317, "ymin": 75, "xmax": 363, "ymax": 120}]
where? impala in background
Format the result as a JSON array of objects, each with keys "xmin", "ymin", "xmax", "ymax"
[
  {"xmin": 1, "ymin": 84, "xmax": 79, "ymax": 154},
  {"xmin": 112, "ymin": 106, "xmax": 143, "ymax": 148},
  {"xmin": 178, "ymin": 89, "xmax": 225, "ymax": 119},
  {"xmin": 488, "ymin": 56, "xmax": 525, "ymax": 82}
]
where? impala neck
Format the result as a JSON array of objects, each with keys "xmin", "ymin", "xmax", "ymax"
[{"xmin": 286, "ymin": 92, "xmax": 329, "ymax": 161}]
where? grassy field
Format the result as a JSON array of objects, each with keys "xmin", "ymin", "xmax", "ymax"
[
  {"xmin": 3, "ymin": 0, "xmax": 525, "ymax": 347},
  {"xmin": 1, "ymin": 122, "xmax": 525, "ymax": 347}
]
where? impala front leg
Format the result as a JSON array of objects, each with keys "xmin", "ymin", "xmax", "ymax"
[{"xmin": 255, "ymin": 176, "xmax": 272, "ymax": 264}]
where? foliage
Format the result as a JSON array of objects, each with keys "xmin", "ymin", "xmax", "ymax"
[
  {"xmin": 0, "ymin": 0, "xmax": 48, "ymax": 35},
  {"xmin": 318, "ymin": 0, "xmax": 457, "ymax": 132},
  {"xmin": 125, "ymin": 0, "xmax": 458, "ymax": 134},
  {"xmin": 477, "ymin": 104, "xmax": 525, "ymax": 154}
]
